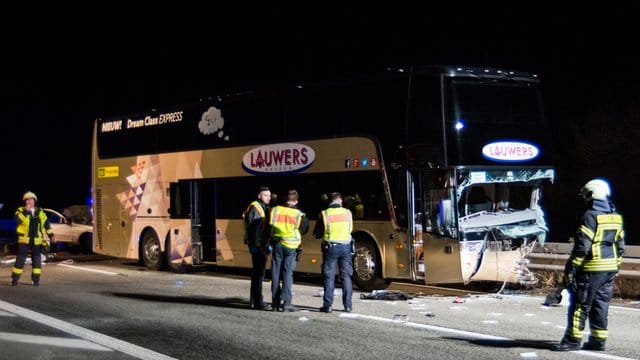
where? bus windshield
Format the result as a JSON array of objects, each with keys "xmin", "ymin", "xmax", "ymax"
[{"xmin": 447, "ymin": 78, "xmax": 544, "ymax": 126}]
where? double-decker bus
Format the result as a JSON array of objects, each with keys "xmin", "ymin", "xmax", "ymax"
[{"xmin": 92, "ymin": 65, "xmax": 553, "ymax": 290}]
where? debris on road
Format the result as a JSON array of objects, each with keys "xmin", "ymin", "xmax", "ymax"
[
  {"xmin": 392, "ymin": 314, "xmax": 408, "ymax": 322},
  {"xmin": 452, "ymin": 297, "xmax": 465, "ymax": 304},
  {"xmin": 360, "ymin": 290, "xmax": 413, "ymax": 301}
]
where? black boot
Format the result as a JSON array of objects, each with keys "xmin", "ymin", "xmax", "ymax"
[
  {"xmin": 11, "ymin": 274, "xmax": 19, "ymax": 286},
  {"xmin": 583, "ymin": 340, "xmax": 606, "ymax": 351},
  {"xmin": 552, "ymin": 340, "xmax": 581, "ymax": 352}
]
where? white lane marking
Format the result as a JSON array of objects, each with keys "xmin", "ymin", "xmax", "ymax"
[
  {"xmin": 520, "ymin": 352, "xmax": 538, "ymax": 358},
  {"xmin": 341, "ymin": 313, "xmax": 637, "ymax": 360},
  {"xmin": 481, "ymin": 320, "xmax": 499, "ymax": 324},
  {"xmin": 57, "ymin": 263, "xmax": 119, "ymax": 276},
  {"xmin": 0, "ymin": 310, "xmax": 16, "ymax": 317},
  {"xmin": 0, "ymin": 300, "xmax": 177, "ymax": 360},
  {"xmin": 0, "ymin": 331, "xmax": 112, "ymax": 351}
]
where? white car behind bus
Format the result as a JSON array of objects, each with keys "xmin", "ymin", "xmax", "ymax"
[{"xmin": 45, "ymin": 208, "xmax": 93, "ymax": 253}]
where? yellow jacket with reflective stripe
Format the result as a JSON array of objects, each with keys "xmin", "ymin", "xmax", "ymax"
[
  {"xmin": 570, "ymin": 200, "xmax": 625, "ymax": 273},
  {"xmin": 321, "ymin": 207, "xmax": 353, "ymax": 243},
  {"xmin": 15, "ymin": 207, "xmax": 53, "ymax": 245},
  {"xmin": 243, "ymin": 201, "xmax": 266, "ymax": 220},
  {"xmin": 270, "ymin": 205, "xmax": 303, "ymax": 249}
]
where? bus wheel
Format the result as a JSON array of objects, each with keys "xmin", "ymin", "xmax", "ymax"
[
  {"xmin": 141, "ymin": 230, "xmax": 164, "ymax": 270},
  {"xmin": 352, "ymin": 237, "xmax": 388, "ymax": 291},
  {"xmin": 165, "ymin": 234, "xmax": 188, "ymax": 273}
]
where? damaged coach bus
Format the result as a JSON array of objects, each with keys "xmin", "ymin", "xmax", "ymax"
[{"xmin": 93, "ymin": 65, "xmax": 553, "ymax": 290}]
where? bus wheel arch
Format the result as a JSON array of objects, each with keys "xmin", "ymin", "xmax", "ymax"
[
  {"xmin": 352, "ymin": 231, "xmax": 389, "ymax": 291},
  {"xmin": 140, "ymin": 227, "xmax": 165, "ymax": 270},
  {"xmin": 165, "ymin": 231, "xmax": 189, "ymax": 273}
]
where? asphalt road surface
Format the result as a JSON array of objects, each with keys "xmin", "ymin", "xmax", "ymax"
[{"xmin": 0, "ymin": 254, "xmax": 639, "ymax": 360}]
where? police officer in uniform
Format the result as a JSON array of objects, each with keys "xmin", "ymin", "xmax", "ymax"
[
  {"xmin": 314, "ymin": 192, "xmax": 354, "ymax": 313},
  {"xmin": 243, "ymin": 186, "xmax": 272, "ymax": 310},
  {"xmin": 553, "ymin": 179, "xmax": 625, "ymax": 351},
  {"xmin": 269, "ymin": 190, "xmax": 308, "ymax": 312},
  {"xmin": 12, "ymin": 191, "xmax": 55, "ymax": 286}
]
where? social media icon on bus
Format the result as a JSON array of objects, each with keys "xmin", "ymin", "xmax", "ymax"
[
  {"xmin": 361, "ymin": 158, "xmax": 369, "ymax": 167},
  {"xmin": 344, "ymin": 159, "xmax": 351, "ymax": 168}
]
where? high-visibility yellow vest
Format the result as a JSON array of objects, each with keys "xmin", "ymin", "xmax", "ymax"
[
  {"xmin": 574, "ymin": 213, "xmax": 624, "ymax": 272},
  {"xmin": 270, "ymin": 205, "xmax": 303, "ymax": 249},
  {"xmin": 321, "ymin": 207, "xmax": 353, "ymax": 243},
  {"xmin": 243, "ymin": 201, "xmax": 266, "ymax": 221},
  {"xmin": 15, "ymin": 207, "xmax": 53, "ymax": 245}
]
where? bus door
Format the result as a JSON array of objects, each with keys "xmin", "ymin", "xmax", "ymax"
[
  {"xmin": 189, "ymin": 180, "xmax": 217, "ymax": 264},
  {"xmin": 169, "ymin": 180, "xmax": 217, "ymax": 266},
  {"xmin": 408, "ymin": 169, "xmax": 463, "ymax": 284}
]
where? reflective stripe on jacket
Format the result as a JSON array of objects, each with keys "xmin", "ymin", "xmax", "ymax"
[
  {"xmin": 321, "ymin": 207, "xmax": 353, "ymax": 243},
  {"xmin": 270, "ymin": 205, "xmax": 303, "ymax": 249},
  {"xmin": 15, "ymin": 207, "xmax": 53, "ymax": 245},
  {"xmin": 571, "ymin": 200, "xmax": 625, "ymax": 272}
]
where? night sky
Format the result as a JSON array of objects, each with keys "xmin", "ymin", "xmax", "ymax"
[{"xmin": 1, "ymin": 6, "xmax": 638, "ymax": 243}]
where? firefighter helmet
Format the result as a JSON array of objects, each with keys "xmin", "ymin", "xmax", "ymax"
[
  {"xmin": 23, "ymin": 191, "xmax": 37, "ymax": 201},
  {"xmin": 581, "ymin": 179, "xmax": 611, "ymax": 201}
]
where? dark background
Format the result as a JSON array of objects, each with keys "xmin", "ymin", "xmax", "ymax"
[{"xmin": 1, "ymin": 6, "xmax": 638, "ymax": 243}]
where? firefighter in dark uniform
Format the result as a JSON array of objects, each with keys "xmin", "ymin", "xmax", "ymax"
[
  {"xmin": 553, "ymin": 179, "xmax": 625, "ymax": 352},
  {"xmin": 269, "ymin": 190, "xmax": 308, "ymax": 312},
  {"xmin": 242, "ymin": 186, "xmax": 272, "ymax": 310},
  {"xmin": 12, "ymin": 191, "xmax": 56, "ymax": 286},
  {"xmin": 314, "ymin": 192, "xmax": 354, "ymax": 313}
]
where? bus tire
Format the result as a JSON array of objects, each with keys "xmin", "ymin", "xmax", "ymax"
[
  {"xmin": 352, "ymin": 236, "xmax": 389, "ymax": 291},
  {"xmin": 141, "ymin": 229, "xmax": 164, "ymax": 270},
  {"xmin": 165, "ymin": 233, "xmax": 189, "ymax": 273},
  {"xmin": 79, "ymin": 233, "xmax": 93, "ymax": 254}
]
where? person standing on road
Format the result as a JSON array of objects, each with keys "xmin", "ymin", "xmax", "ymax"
[
  {"xmin": 553, "ymin": 179, "xmax": 625, "ymax": 352},
  {"xmin": 243, "ymin": 186, "xmax": 272, "ymax": 311},
  {"xmin": 314, "ymin": 192, "xmax": 354, "ymax": 313},
  {"xmin": 269, "ymin": 190, "xmax": 308, "ymax": 312},
  {"xmin": 11, "ymin": 191, "xmax": 55, "ymax": 286}
]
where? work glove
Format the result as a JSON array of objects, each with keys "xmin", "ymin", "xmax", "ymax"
[
  {"xmin": 49, "ymin": 235, "xmax": 56, "ymax": 244},
  {"xmin": 562, "ymin": 272, "xmax": 574, "ymax": 287},
  {"xmin": 295, "ymin": 247, "xmax": 303, "ymax": 262}
]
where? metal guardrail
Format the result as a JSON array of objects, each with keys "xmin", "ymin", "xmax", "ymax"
[
  {"xmin": 535, "ymin": 242, "xmax": 640, "ymax": 258},
  {"xmin": 529, "ymin": 243, "xmax": 640, "ymax": 279}
]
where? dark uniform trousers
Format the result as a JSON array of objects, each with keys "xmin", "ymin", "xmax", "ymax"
[
  {"xmin": 564, "ymin": 271, "xmax": 616, "ymax": 346},
  {"xmin": 250, "ymin": 250, "xmax": 268, "ymax": 307},
  {"xmin": 13, "ymin": 238, "xmax": 42, "ymax": 282},
  {"xmin": 322, "ymin": 242, "xmax": 353, "ymax": 309}
]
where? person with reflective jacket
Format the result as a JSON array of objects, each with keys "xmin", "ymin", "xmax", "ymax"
[
  {"xmin": 269, "ymin": 190, "xmax": 308, "ymax": 312},
  {"xmin": 553, "ymin": 179, "xmax": 625, "ymax": 352},
  {"xmin": 314, "ymin": 192, "xmax": 354, "ymax": 313},
  {"xmin": 242, "ymin": 186, "xmax": 272, "ymax": 311},
  {"xmin": 12, "ymin": 191, "xmax": 55, "ymax": 286}
]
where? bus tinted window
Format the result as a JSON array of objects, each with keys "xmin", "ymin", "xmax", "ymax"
[{"xmin": 214, "ymin": 171, "xmax": 389, "ymax": 220}]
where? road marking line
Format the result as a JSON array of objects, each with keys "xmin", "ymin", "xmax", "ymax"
[
  {"xmin": 0, "ymin": 309, "xmax": 16, "ymax": 317},
  {"xmin": 0, "ymin": 300, "xmax": 177, "ymax": 360},
  {"xmin": 57, "ymin": 263, "xmax": 119, "ymax": 276},
  {"xmin": 0, "ymin": 331, "xmax": 112, "ymax": 351},
  {"xmin": 341, "ymin": 313, "xmax": 637, "ymax": 360}
]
